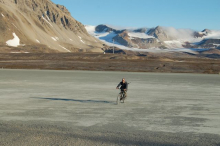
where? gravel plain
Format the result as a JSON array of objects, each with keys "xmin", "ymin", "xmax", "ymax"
[{"xmin": 0, "ymin": 69, "xmax": 220, "ymax": 146}]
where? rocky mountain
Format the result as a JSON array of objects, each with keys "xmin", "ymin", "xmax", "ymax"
[
  {"xmin": 86, "ymin": 24, "xmax": 220, "ymax": 53},
  {"xmin": 0, "ymin": 0, "xmax": 104, "ymax": 53}
]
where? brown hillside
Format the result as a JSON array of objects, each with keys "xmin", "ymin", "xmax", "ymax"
[{"xmin": 0, "ymin": 0, "xmax": 104, "ymax": 53}]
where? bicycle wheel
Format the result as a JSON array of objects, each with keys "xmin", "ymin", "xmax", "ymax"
[
  {"xmin": 121, "ymin": 92, "xmax": 126, "ymax": 103},
  {"xmin": 116, "ymin": 93, "xmax": 121, "ymax": 105}
]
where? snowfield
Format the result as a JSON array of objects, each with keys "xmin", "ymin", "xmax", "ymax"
[
  {"xmin": 128, "ymin": 32, "xmax": 155, "ymax": 39},
  {"xmin": 6, "ymin": 33, "xmax": 20, "ymax": 47}
]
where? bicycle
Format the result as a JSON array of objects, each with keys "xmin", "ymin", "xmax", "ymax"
[{"xmin": 116, "ymin": 90, "xmax": 127, "ymax": 105}]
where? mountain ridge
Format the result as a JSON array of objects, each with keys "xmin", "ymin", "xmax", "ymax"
[
  {"xmin": 86, "ymin": 24, "xmax": 220, "ymax": 53},
  {"xmin": 0, "ymin": 0, "xmax": 104, "ymax": 53}
]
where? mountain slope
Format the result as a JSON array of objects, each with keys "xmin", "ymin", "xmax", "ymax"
[{"xmin": 0, "ymin": 0, "xmax": 103, "ymax": 53}]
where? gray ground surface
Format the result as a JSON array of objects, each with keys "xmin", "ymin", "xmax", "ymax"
[{"xmin": 0, "ymin": 69, "xmax": 220, "ymax": 146}]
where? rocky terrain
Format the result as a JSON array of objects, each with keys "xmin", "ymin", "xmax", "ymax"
[
  {"xmin": 0, "ymin": 52, "xmax": 220, "ymax": 74},
  {"xmin": 0, "ymin": 0, "xmax": 104, "ymax": 53}
]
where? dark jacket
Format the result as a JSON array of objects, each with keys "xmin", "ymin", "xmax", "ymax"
[{"xmin": 117, "ymin": 81, "xmax": 128, "ymax": 91}]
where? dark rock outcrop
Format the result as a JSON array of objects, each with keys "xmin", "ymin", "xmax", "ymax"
[
  {"xmin": 95, "ymin": 24, "xmax": 116, "ymax": 33},
  {"xmin": 198, "ymin": 39, "xmax": 220, "ymax": 48},
  {"xmin": 113, "ymin": 31, "xmax": 133, "ymax": 47},
  {"xmin": 134, "ymin": 28, "xmax": 147, "ymax": 33}
]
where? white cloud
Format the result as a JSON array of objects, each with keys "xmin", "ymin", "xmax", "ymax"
[
  {"xmin": 162, "ymin": 27, "xmax": 220, "ymax": 42},
  {"xmin": 204, "ymin": 30, "xmax": 220, "ymax": 39},
  {"xmin": 85, "ymin": 25, "xmax": 96, "ymax": 32},
  {"xmin": 162, "ymin": 27, "xmax": 195, "ymax": 41}
]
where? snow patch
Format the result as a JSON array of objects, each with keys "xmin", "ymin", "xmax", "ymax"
[
  {"xmin": 213, "ymin": 44, "xmax": 220, "ymax": 47},
  {"xmin": 51, "ymin": 37, "xmax": 59, "ymax": 41},
  {"xmin": 85, "ymin": 25, "xmax": 119, "ymax": 44},
  {"xmin": 128, "ymin": 32, "xmax": 155, "ymax": 39},
  {"xmin": 6, "ymin": 33, "xmax": 20, "ymax": 47},
  {"xmin": 164, "ymin": 40, "xmax": 184, "ymax": 48},
  {"xmin": 59, "ymin": 45, "xmax": 71, "ymax": 52},
  {"xmin": 46, "ymin": 15, "xmax": 51, "ymax": 22},
  {"xmin": 51, "ymin": 37, "xmax": 57, "ymax": 41},
  {"xmin": 10, "ymin": 51, "xmax": 28, "ymax": 53},
  {"xmin": 36, "ymin": 39, "xmax": 40, "ymax": 43},
  {"xmin": 42, "ymin": 16, "xmax": 53, "ymax": 27},
  {"xmin": 1, "ymin": 13, "xmax": 5, "ymax": 18},
  {"xmin": 69, "ymin": 38, "xmax": 73, "ymax": 41},
  {"xmin": 80, "ymin": 40, "xmax": 85, "ymax": 44},
  {"xmin": 99, "ymin": 38, "xmax": 199, "ymax": 54},
  {"xmin": 45, "ymin": 12, "xmax": 52, "ymax": 22},
  {"xmin": 78, "ymin": 36, "xmax": 85, "ymax": 44}
]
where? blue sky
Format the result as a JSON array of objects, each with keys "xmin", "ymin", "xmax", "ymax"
[{"xmin": 51, "ymin": 0, "xmax": 220, "ymax": 31}]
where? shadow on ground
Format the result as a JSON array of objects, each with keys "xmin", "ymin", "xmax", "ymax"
[{"xmin": 31, "ymin": 97, "xmax": 114, "ymax": 104}]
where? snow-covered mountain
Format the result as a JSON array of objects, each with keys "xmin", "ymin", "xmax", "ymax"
[
  {"xmin": 1, "ymin": 0, "xmax": 219, "ymax": 54},
  {"xmin": 0, "ymin": 0, "xmax": 103, "ymax": 53},
  {"xmin": 85, "ymin": 24, "xmax": 220, "ymax": 53}
]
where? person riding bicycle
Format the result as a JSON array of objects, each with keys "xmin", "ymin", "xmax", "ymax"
[{"xmin": 116, "ymin": 78, "xmax": 128, "ymax": 101}]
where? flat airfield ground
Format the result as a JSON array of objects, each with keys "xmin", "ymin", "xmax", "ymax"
[{"xmin": 0, "ymin": 69, "xmax": 220, "ymax": 146}]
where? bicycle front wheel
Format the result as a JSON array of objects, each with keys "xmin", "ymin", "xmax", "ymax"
[{"xmin": 116, "ymin": 93, "xmax": 121, "ymax": 105}]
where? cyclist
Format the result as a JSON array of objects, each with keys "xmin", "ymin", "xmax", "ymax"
[{"xmin": 116, "ymin": 78, "xmax": 128, "ymax": 102}]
